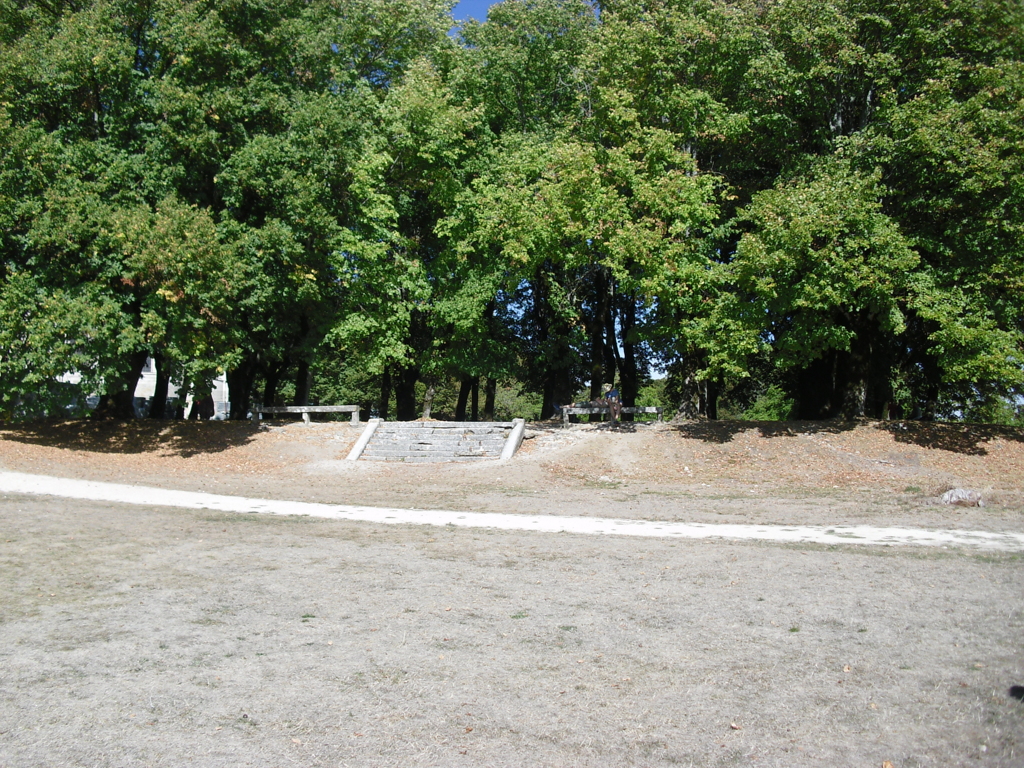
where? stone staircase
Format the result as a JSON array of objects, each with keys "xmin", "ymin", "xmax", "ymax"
[{"xmin": 358, "ymin": 421, "xmax": 520, "ymax": 463}]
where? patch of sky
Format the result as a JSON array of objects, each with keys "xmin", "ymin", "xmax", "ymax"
[{"xmin": 451, "ymin": 1, "xmax": 495, "ymax": 23}]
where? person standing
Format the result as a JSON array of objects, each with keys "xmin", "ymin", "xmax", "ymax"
[{"xmin": 603, "ymin": 383, "xmax": 621, "ymax": 423}]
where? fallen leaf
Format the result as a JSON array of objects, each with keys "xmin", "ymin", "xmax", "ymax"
[
  {"xmin": 843, "ymin": 665, "xmax": 851, "ymax": 673},
  {"xmin": 464, "ymin": 727, "xmax": 473, "ymax": 733},
  {"xmin": 730, "ymin": 722, "xmax": 742, "ymax": 730},
  {"xmin": 869, "ymin": 702, "xmax": 878, "ymax": 710},
  {"xmin": 445, "ymin": 607, "xmax": 452, "ymax": 612},
  {"xmin": 292, "ymin": 738, "xmax": 301, "ymax": 744},
  {"xmin": 882, "ymin": 762, "xmax": 894, "ymax": 768}
]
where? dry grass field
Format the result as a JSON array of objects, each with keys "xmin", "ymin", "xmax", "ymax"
[{"xmin": 2, "ymin": 417, "xmax": 1022, "ymax": 767}]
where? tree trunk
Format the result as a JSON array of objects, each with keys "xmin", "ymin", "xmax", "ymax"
[
  {"xmin": 796, "ymin": 351, "xmax": 839, "ymax": 419},
  {"xmin": 148, "ymin": 354, "xmax": 171, "ymax": 419},
  {"xmin": 189, "ymin": 393, "xmax": 214, "ymax": 420},
  {"xmin": 836, "ymin": 316, "xmax": 874, "ymax": 419},
  {"xmin": 293, "ymin": 359, "xmax": 311, "ymax": 407},
  {"xmin": 696, "ymin": 377, "xmax": 720, "ymax": 419},
  {"xmin": 921, "ymin": 384, "xmax": 939, "ymax": 421},
  {"xmin": 587, "ymin": 268, "xmax": 613, "ymax": 422},
  {"xmin": 422, "ymin": 380, "xmax": 436, "ymax": 420},
  {"xmin": 93, "ymin": 349, "xmax": 148, "ymax": 419},
  {"xmin": 677, "ymin": 373, "xmax": 699, "ymax": 419},
  {"xmin": 839, "ymin": 346, "xmax": 867, "ymax": 419},
  {"xmin": 395, "ymin": 366, "xmax": 418, "ymax": 421},
  {"xmin": 706, "ymin": 379, "xmax": 719, "ymax": 420},
  {"xmin": 541, "ymin": 379, "xmax": 555, "ymax": 420},
  {"xmin": 604, "ymin": 292, "xmax": 620, "ymax": 389},
  {"xmin": 263, "ymin": 359, "xmax": 288, "ymax": 408},
  {"xmin": 618, "ymin": 297, "xmax": 639, "ymax": 421},
  {"xmin": 455, "ymin": 377, "xmax": 472, "ymax": 421},
  {"xmin": 470, "ymin": 378, "xmax": 479, "ymax": 421},
  {"xmin": 379, "ymin": 367, "xmax": 391, "ymax": 420},
  {"xmin": 589, "ymin": 268, "xmax": 609, "ymax": 403},
  {"xmin": 484, "ymin": 377, "xmax": 496, "ymax": 421},
  {"xmin": 227, "ymin": 356, "xmax": 257, "ymax": 420}
]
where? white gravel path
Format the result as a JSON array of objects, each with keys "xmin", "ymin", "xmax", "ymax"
[{"xmin": 3, "ymin": 470, "xmax": 1023, "ymax": 551}]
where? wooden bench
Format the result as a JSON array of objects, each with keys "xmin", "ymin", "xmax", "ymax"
[
  {"xmin": 252, "ymin": 404, "xmax": 360, "ymax": 425},
  {"xmin": 561, "ymin": 406, "xmax": 663, "ymax": 424}
]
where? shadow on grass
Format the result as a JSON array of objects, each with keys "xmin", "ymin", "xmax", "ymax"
[
  {"xmin": 530, "ymin": 418, "xmax": 655, "ymax": 433},
  {"xmin": 669, "ymin": 417, "xmax": 1024, "ymax": 456},
  {"xmin": 670, "ymin": 419, "xmax": 860, "ymax": 445},
  {"xmin": 879, "ymin": 420, "xmax": 1024, "ymax": 456},
  {"xmin": 0, "ymin": 418, "xmax": 258, "ymax": 458}
]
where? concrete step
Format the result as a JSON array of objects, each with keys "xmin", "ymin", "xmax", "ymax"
[
  {"xmin": 364, "ymin": 450, "xmax": 499, "ymax": 456},
  {"xmin": 370, "ymin": 436, "xmax": 507, "ymax": 443},
  {"xmin": 363, "ymin": 454, "xmax": 497, "ymax": 463},
  {"xmin": 364, "ymin": 444, "xmax": 505, "ymax": 453},
  {"xmin": 363, "ymin": 443, "xmax": 503, "ymax": 453},
  {"xmin": 363, "ymin": 448, "xmax": 500, "ymax": 456},
  {"xmin": 369, "ymin": 434, "xmax": 508, "ymax": 442},
  {"xmin": 372, "ymin": 434, "xmax": 507, "ymax": 438},
  {"xmin": 359, "ymin": 421, "xmax": 516, "ymax": 463},
  {"xmin": 375, "ymin": 421, "xmax": 514, "ymax": 429},
  {"xmin": 368, "ymin": 444, "xmax": 507, "ymax": 450}
]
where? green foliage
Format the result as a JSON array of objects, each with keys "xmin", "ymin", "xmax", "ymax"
[
  {"xmin": 864, "ymin": 59, "xmax": 1024, "ymax": 399},
  {"xmin": 701, "ymin": 158, "xmax": 916, "ymax": 380},
  {"xmin": 310, "ymin": 351, "xmax": 382, "ymax": 416},
  {"xmin": 636, "ymin": 380, "xmax": 665, "ymax": 409},
  {"xmin": 951, "ymin": 396, "xmax": 1024, "ymax": 427},
  {"xmin": 632, "ymin": 379, "xmax": 667, "ymax": 421},
  {"xmin": 742, "ymin": 385, "xmax": 796, "ymax": 422},
  {"xmin": 493, "ymin": 380, "xmax": 544, "ymax": 421},
  {"xmin": 455, "ymin": 0, "xmax": 595, "ymax": 134},
  {"xmin": 2, "ymin": 0, "xmax": 1022, "ymax": 424}
]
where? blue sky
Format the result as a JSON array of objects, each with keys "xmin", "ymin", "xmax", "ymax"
[{"xmin": 451, "ymin": 0, "xmax": 495, "ymax": 22}]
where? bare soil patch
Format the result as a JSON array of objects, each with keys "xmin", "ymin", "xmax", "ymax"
[
  {"xmin": 1, "ymin": 417, "xmax": 1023, "ymax": 530},
  {"xmin": 1, "ymin": 417, "xmax": 1023, "ymax": 766}
]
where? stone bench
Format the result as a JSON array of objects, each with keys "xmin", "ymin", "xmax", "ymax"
[
  {"xmin": 561, "ymin": 406, "xmax": 663, "ymax": 424},
  {"xmin": 252, "ymin": 404, "xmax": 360, "ymax": 425}
]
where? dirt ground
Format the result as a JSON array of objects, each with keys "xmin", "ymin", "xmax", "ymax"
[
  {"xmin": 1, "ymin": 417, "xmax": 1023, "ymax": 766},
  {"xmin": 1, "ymin": 416, "xmax": 1023, "ymax": 530}
]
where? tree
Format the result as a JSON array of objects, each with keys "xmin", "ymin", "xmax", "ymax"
[
  {"xmin": 0, "ymin": 0, "xmax": 458, "ymax": 419},
  {"xmin": 0, "ymin": 2, "xmax": 240, "ymax": 417},
  {"xmin": 699, "ymin": 159, "xmax": 917, "ymax": 418}
]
